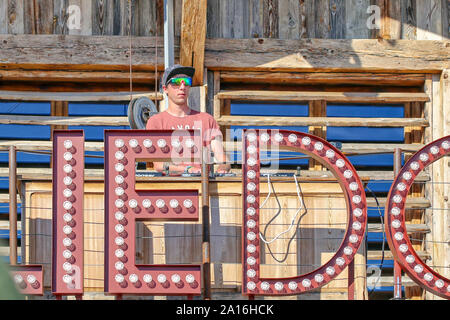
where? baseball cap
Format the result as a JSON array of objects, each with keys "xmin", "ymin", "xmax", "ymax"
[{"xmin": 162, "ymin": 64, "xmax": 195, "ymax": 87}]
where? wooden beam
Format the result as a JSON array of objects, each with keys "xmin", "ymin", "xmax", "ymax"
[
  {"xmin": 217, "ymin": 115, "xmax": 428, "ymax": 127},
  {"xmin": 0, "ymin": 115, "xmax": 129, "ymax": 126},
  {"xmin": 204, "ymin": 38, "xmax": 450, "ymax": 72},
  {"xmin": 180, "ymin": 0, "xmax": 207, "ymax": 86},
  {"xmin": 216, "ymin": 90, "xmax": 430, "ymax": 103},
  {"xmin": 0, "ymin": 91, "xmax": 163, "ymax": 102}
]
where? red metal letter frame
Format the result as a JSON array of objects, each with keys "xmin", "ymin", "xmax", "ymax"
[
  {"xmin": 104, "ymin": 130, "xmax": 202, "ymax": 296},
  {"xmin": 242, "ymin": 129, "xmax": 368, "ymax": 296}
]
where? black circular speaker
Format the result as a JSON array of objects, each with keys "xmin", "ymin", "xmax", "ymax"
[{"xmin": 127, "ymin": 96, "xmax": 158, "ymax": 129}]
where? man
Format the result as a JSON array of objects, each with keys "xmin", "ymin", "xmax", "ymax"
[{"xmin": 146, "ymin": 64, "xmax": 230, "ymax": 174}]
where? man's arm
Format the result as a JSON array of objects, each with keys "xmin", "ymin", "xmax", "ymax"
[{"xmin": 211, "ymin": 138, "xmax": 231, "ymax": 173}]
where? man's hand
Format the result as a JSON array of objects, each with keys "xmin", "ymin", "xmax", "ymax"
[
  {"xmin": 216, "ymin": 164, "xmax": 231, "ymax": 174},
  {"xmin": 187, "ymin": 166, "xmax": 202, "ymax": 174}
]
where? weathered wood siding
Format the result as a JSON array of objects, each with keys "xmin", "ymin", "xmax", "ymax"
[{"xmin": 0, "ymin": 0, "xmax": 448, "ymax": 39}]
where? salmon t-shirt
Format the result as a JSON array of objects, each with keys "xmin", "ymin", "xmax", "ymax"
[{"xmin": 145, "ymin": 110, "xmax": 223, "ymax": 171}]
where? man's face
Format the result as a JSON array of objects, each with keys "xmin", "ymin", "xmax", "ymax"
[{"xmin": 163, "ymin": 73, "xmax": 191, "ymax": 105}]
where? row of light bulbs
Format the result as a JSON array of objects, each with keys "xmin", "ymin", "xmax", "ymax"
[
  {"xmin": 114, "ymin": 272, "xmax": 196, "ymax": 286},
  {"xmin": 114, "ymin": 138, "xmax": 197, "ymax": 153},
  {"xmin": 13, "ymin": 274, "xmax": 39, "ymax": 289}
]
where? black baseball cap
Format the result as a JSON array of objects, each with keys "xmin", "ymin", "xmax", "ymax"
[{"xmin": 162, "ymin": 64, "xmax": 195, "ymax": 87}]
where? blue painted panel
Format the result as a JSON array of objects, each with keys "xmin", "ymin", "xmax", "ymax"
[
  {"xmin": 0, "ymin": 101, "xmax": 51, "ymax": 115},
  {"xmin": 0, "ymin": 151, "xmax": 50, "ymax": 164},
  {"xmin": 68, "ymin": 125, "xmax": 130, "ymax": 141},
  {"xmin": 327, "ymin": 127, "xmax": 404, "ymax": 142},
  {"xmin": 370, "ymin": 286, "xmax": 405, "ymax": 293},
  {"xmin": 69, "ymin": 102, "xmax": 128, "ymax": 116},
  {"xmin": 0, "ymin": 203, "xmax": 22, "ymax": 215},
  {"xmin": 85, "ymin": 151, "xmax": 105, "ymax": 165},
  {"xmin": 367, "ymin": 232, "xmax": 387, "ymax": 243},
  {"xmin": 231, "ymin": 102, "xmax": 309, "ymax": 117},
  {"xmin": 368, "ymin": 260, "xmax": 395, "ymax": 269},
  {"xmin": 365, "ymin": 180, "xmax": 393, "ymax": 193},
  {"xmin": 347, "ymin": 153, "xmax": 396, "ymax": 167},
  {"xmin": 327, "ymin": 104, "xmax": 404, "ymax": 118},
  {"xmin": 0, "ymin": 124, "xmax": 50, "ymax": 140},
  {"xmin": 368, "ymin": 207, "xmax": 385, "ymax": 219},
  {"xmin": 0, "ymin": 229, "xmax": 21, "ymax": 239},
  {"xmin": 230, "ymin": 150, "xmax": 309, "ymax": 166},
  {"xmin": 0, "ymin": 256, "xmax": 22, "ymax": 264},
  {"xmin": 230, "ymin": 126, "xmax": 309, "ymax": 141}
]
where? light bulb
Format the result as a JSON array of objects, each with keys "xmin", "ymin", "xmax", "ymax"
[
  {"xmin": 115, "ymin": 163, "xmax": 125, "ymax": 172},
  {"xmin": 14, "ymin": 275, "xmax": 23, "ymax": 284},
  {"xmin": 247, "ymin": 220, "xmax": 256, "ymax": 229},
  {"xmin": 115, "ymin": 224, "xmax": 124, "ymax": 233},
  {"xmin": 419, "ymin": 153, "xmax": 429, "ymax": 162},
  {"xmin": 402, "ymin": 172, "xmax": 412, "ymax": 180},
  {"xmin": 435, "ymin": 280, "xmax": 444, "ymax": 289},
  {"xmin": 314, "ymin": 142, "xmax": 324, "ymax": 151},
  {"xmin": 406, "ymin": 255, "xmax": 415, "ymax": 264},
  {"xmin": 63, "ymin": 152, "xmax": 73, "ymax": 161},
  {"xmin": 247, "ymin": 269, "xmax": 256, "ymax": 278},
  {"xmin": 352, "ymin": 221, "xmax": 361, "ymax": 231},
  {"xmin": 247, "ymin": 145, "xmax": 257, "ymax": 155},
  {"xmin": 115, "ymin": 237, "xmax": 124, "ymax": 246},
  {"xmin": 336, "ymin": 257, "xmax": 345, "ymax": 266},
  {"xmin": 63, "ymin": 250, "xmax": 72, "ymax": 259},
  {"xmin": 129, "ymin": 274, "xmax": 138, "ymax": 283},
  {"xmin": 115, "ymin": 274, "xmax": 124, "ymax": 283},
  {"xmin": 115, "ymin": 175, "xmax": 124, "ymax": 184},
  {"xmin": 260, "ymin": 133, "xmax": 270, "ymax": 142},
  {"xmin": 414, "ymin": 264, "xmax": 423, "ymax": 274},
  {"xmin": 247, "ymin": 281, "xmax": 256, "ymax": 290},
  {"xmin": 157, "ymin": 139, "xmax": 167, "ymax": 148},
  {"xmin": 63, "ymin": 225, "xmax": 72, "ymax": 235},
  {"xmin": 247, "ymin": 244, "xmax": 256, "ymax": 254},
  {"xmin": 115, "ymin": 187, "xmax": 124, "ymax": 196},
  {"xmin": 349, "ymin": 234, "xmax": 359, "ymax": 244},
  {"xmin": 128, "ymin": 139, "xmax": 138, "ymax": 148},
  {"xmin": 326, "ymin": 266, "xmax": 335, "ymax": 276},
  {"xmin": 288, "ymin": 134, "xmax": 297, "ymax": 143},
  {"xmin": 171, "ymin": 274, "xmax": 181, "ymax": 283},
  {"xmin": 115, "ymin": 199, "xmax": 124, "ymax": 208},
  {"xmin": 343, "ymin": 170, "xmax": 353, "ymax": 179},
  {"xmin": 430, "ymin": 146, "xmax": 439, "ymax": 155},
  {"xmin": 288, "ymin": 281, "xmax": 298, "ymax": 290},
  {"xmin": 63, "ymin": 176, "xmax": 72, "ymax": 186},
  {"xmin": 349, "ymin": 182, "xmax": 358, "ymax": 191},
  {"xmin": 392, "ymin": 220, "xmax": 401, "ymax": 229},
  {"xmin": 63, "ymin": 213, "xmax": 72, "ymax": 223},
  {"xmin": 424, "ymin": 273, "xmax": 433, "ymax": 282},
  {"xmin": 260, "ymin": 282, "xmax": 270, "ymax": 291},
  {"xmin": 63, "ymin": 189, "xmax": 72, "ymax": 198},
  {"xmin": 396, "ymin": 183, "xmax": 407, "ymax": 192},
  {"xmin": 128, "ymin": 199, "xmax": 138, "ymax": 208},
  {"xmin": 247, "ymin": 170, "xmax": 256, "ymax": 179},
  {"xmin": 352, "ymin": 195, "xmax": 361, "ymax": 204},
  {"xmin": 183, "ymin": 199, "xmax": 193, "ymax": 209},
  {"xmin": 63, "ymin": 201, "xmax": 73, "ymax": 210},
  {"xmin": 115, "ymin": 151, "xmax": 124, "ymax": 160},
  {"xmin": 143, "ymin": 274, "xmax": 152, "ymax": 283},
  {"xmin": 326, "ymin": 149, "xmax": 335, "ymax": 159},
  {"xmin": 336, "ymin": 159, "xmax": 345, "ymax": 168},
  {"xmin": 353, "ymin": 208, "xmax": 363, "ymax": 217},
  {"xmin": 247, "ymin": 157, "xmax": 257, "ymax": 167},
  {"xmin": 301, "ymin": 137, "xmax": 311, "ymax": 146},
  {"xmin": 247, "ymin": 195, "xmax": 256, "ymax": 204},
  {"xmin": 344, "ymin": 246, "xmax": 353, "ymax": 255},
  {"xmin": 247, "ymin": 232, "xmax": 256, "ymax": 241},
  {"xmin": 391, "ymin": 207, "xmax": 401, "ymax": 216},
  {"xmin": 399, "ymin": 244, "xmax": 409, "ymax": 253},
  {"xmin": 247, "ymin": 257, "xmax": 256, "ymax": 266},
  {"xmin": 186, "ymin": 274, "xmax": 195, "ymax": 284},
  {"xmin": 246, "ymin": 207, "xmax": 256, "ymax": 216},
  {"xmin": 247, "ymin": 132, "xmax": 257, "ymax": 143},
  {"xmin": 185, "ymin": 139, "xmax": 195, "ymax": 149},
  {"xmin": 115, "ymin": 249, "xmax": 124, "ymax": 258},
  {"xmin": 247, "ymin": 182, "xmax": 256, "ymax": 192},
  {"xmin": 115, "ymin": 261, "xmax": 124, "ymax": 271},
  {"xmin": 63, "ymin": 238, "xmax": 72, "ymax": 247},
  {"xmin": 441, "ymin": 141, "xmax": 449, "ymax": 150},
  {"xmin": 171, "ymin": 139, "xmax": 181, "ymax": 148},
  {"xmin": 114, "ymin": 139, "xmax": 124, "ymax": 148},
  {"xmin": 27, "ymin": 275, "xmax": 37, "ymax": 284},
  {"xmin": 63, "ymin": 275, "xmax": 73, "ymax": 284},
  {"xmin": 274, "ymin": 133, "xmax": 284, "ymax": 143},
  {"xmin": 394, "ymin": 232, "xmax": 404, "ymax": 241},
  {"xmin": 63, "ymin": 164, "xmax": 73, "ymax": 174},
  {"xmin": 169, "ymin": 199, "xmax": 179, "ymax": 208},
  {"xmin": 274, "ymin": 282, "xmax": 284, "ymax": 291},
  {"xmin": 63, "ymin": 140, "xmax": 73, "ymax": 149},
  {"xmin": 157, "ymin": 274, "xmax": 167, "ymax": 283},
  {"xmin": 393, "ymin": 195, "xmax": 403, "ymax": 203},
  {"xmin": 142, "ymin": 199, "xmax": 152, "ymax": 208},
  {"xmin": 314, "ymin": 274, "xmax": 324, "ymax": 283},
  {"xmin": 143, "ymin": 139, "xmax": 153, "ymax": 148},
  {"xmin": 410, "ymin": 161, "xmax": 420, "ymax": 171},
  {"xmin": 156, "ymin": 199, "xmax": 165, "ymax": 208},
  {"xmin": 302, "ymin": 279, "xmax": 311, "ymax": 288},
  {"xmin": 115, "ymin": 212, "xmax": 124, "ymax": 221}
]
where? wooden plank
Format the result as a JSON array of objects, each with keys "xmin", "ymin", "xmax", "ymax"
[
  {"xmin": 416, "ymin": 0, "xmax": 444, "ymax": 40},
  {"xmin": 204, "ymin": 38, "xmax": 450, "ymax": 72},
  {"xmin": 315, "ymin": 0, "xmax": 330, "ymax": 39},
  {"xmin": 173, "ymin": 0, "xmax": 183, "ymax": 38},
  {"xmin": 7, "ymin": 0, "xmax": 25, "ymax": 34},
  {"xmin": 368, "ymin": 250, "xmax": 430, "ymax": 261},
  {"xmin": 216, "ymin": 90, "xmax": 430, "ymax": 103},
  {"xmin": 308, "ymin": 100, "xmax": 326, "ymax": 170},
  {"xmin": 34, "ymin": 0, "xmax": 53, "ymax": 34},
  {"xmin": 0, "ymin": 193, "xmax": 21, "ymax": 203},
  {"xmin": 0, "ymin": 90, "xmax": 162, "ymax": 101},
  {"xmin": 206, "ymin": 0, "xmax": 220, "ymax": 38},
  {"xmin": 368, "ymin": 223, "xmax": 430, "ymax": 233},
  {"xmin": 180, "ymin": 0, "xmax": 207, "ymax": 86},
  {"xmin": 92, "ymin": 0, "xmax": 115, "ymax": 35},
  {"xmin": 53, "ymin": 0, "xmax": 68, "ymax": 35},
  {"xmin": 0, "ymin": 0, "xmax": 7, "ymax": 34},
  {"xmin": 249, "ymin": 0, "xmax": 263, "ymax": 38},
  {"xmin": 345, "ymin": 0, "xmax": 370, "ymax": 39},
  {"xmin": 23, "ymin": 0, "xmax": 35, "ymax": 34},
  {"xmin": 217, "ymin": 115, "xmax": 428, "ymax": 127},
  {"xmin": 330, "ymin": 0, "xmax": 346, "ymax": 39},
  {"xmin": 387, "ymin": 0, "xmax": 402, "ymax": 39},
  {"xmin": 278, "ymin": 0, "xmax": 300, "ymax": 40},
  {"xmin": 401, "ymin": 0, "xmax": 417, "ymax": 40},
  {"xmin": 263, "ymin": 0, "xmax": 278, "ymax": 38},
  {"xmin": 220, "ymin": 71, "xmax": 426, "ymax": 86}
]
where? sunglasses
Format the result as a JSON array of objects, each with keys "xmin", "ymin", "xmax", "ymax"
[{"xmin": 167, "ymin": 77, "xmax": 192, "ymax": 87}]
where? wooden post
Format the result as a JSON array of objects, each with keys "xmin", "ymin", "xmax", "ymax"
[
  {"xmin": 9, "ymin": 145, "xmax": 17, "ymax": 265},
  {"xmin": 201, "ymin": 147, "xmax": 211, "ymax": 299}
]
